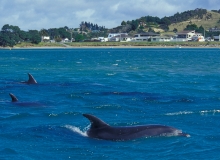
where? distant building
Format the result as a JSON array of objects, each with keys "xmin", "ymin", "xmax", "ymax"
[
  {"xmin": 209, "ymin": 27, "xmax": 220, "ymax": 32},
  {"xmin": 98, "ymin": 37, "xmax": 108, "ymax": 42},
  {"xmin": 133, "ymin": 32, "xmax": 159, "ymax": 41},
  {"xmin": 213, "ymin": 36, "xmax": 220, "ymax": 41},
  {"xmin": 62, "ymin": 38, "xmax": 70, "ymax": 42},
  {"xmin": 107, "ymin": 33, "xmax": 131, "ymax": 42},
  {"xmin": 41, "ymin": 36, "xmax": 50, "ymax": 42},
  {"xmin": 151, "ymin": 36, "xmax": 173, "ymax": 42},
  {"xmin": 108, "ymin": 33, "xmax": 128, "ymax": 41},
  {"xmin": 174, "ymin": 30, "xmax": 203, "ymax": 41}
]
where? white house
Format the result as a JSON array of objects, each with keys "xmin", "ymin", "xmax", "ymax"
[
  {"xmin": 173, "ymin": 30, "xmax": 203, "ymax": 41},
  {"xmin": 62, "ymin": 38, "xmax": 70, "ymax": 42},
  {"xmin": 133, "ymin": 32, "xmax": 159, "ymax": 41},
  {"xmin": 41, "ymin": 36, "xmax": 50, "ymax": 42},
  {"xmin": 98, "ymin": 37, "xmax": 108, "ymax": 42},
  {"xmin": 151, "ymin": 36, "xmax": 173, "ymax": 42},
  {"xmin": 107, "ymin": 33, "xmax": 128, "ymax": 41}
]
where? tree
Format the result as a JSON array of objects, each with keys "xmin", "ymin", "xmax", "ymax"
[
  {"xmin": 48, "ymin": 28, "xmax": 59, "ymax": 39},
  {"xmin": 184, "ymin": 24, "xmax": 198, "ymax": 31},
  {"xmin": 148, "ymin": 27, "xmax": 155, "ymax": 33},
  {"xmin": 28, "ymin": 30, "xmax": 41, "ymax": 44},
  {"xmin": 131, "ymin": 20, "xmax": 139, "ymax": 31},
  {"xmin": 40, "ymin": 29, "xmax": 48, "ymax": 37},
  {"xmin": 19, "ymin": 31, "xmax": 30, "ymax": 41},
  {"xmin": 0, "ymin": 24, "xmax": 21, "ymax": 47},
  {"xmin": 74, "ymin": 34, "xmax": 85, "ymax": 42},
  {"xmin": 173, "ymin": 28, "xmax": 178, "ymax": 33},
  {"xmin": 58, "ymin": 27, "xmax": 71, "ymax": 39},
  {"xmin": 121, "ymin": 21, "xmax": 126, "ymax": 26}
]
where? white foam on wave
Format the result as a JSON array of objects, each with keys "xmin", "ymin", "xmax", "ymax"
[
  {"xmin": 64, "ymin": 125, "xmax": 88, "ymax": 137},
  {"xmin": 200, "ymin": 109, "xmax": 220, "ymax": 115},
  {"xmin": 106, "ymin": 73, "xmax": 116, "ymax": 76},
  {"xmin": 166, "ymin": 109, "xmax": 220, "ymax": 116},
  {"xmin": 165, "ymin": 111, "xmax": 193, "ymax": 116}
]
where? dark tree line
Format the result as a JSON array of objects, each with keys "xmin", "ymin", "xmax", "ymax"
[
  {"xmin": 184, "ymin": 24, "xmax": 205, "ymax": 33},
  {"xmin": 211, "ymin": 9, "xmax": 220, "ymax": 13},
  {"xmin": 0, "ymin": 24, "xmax": 41, "ymax": 47},
  {"xmin": 168, "ymin": 8, "xmax": 207, "ymax": 23},
  {"xmin": 80, "ymin": 21, "xmax": 105, "ymax": 32},
  {"xmin": 0, "ymin": 23, "xmax": 108, "ymax": 46}
]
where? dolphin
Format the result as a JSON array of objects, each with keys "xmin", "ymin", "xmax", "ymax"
[
  {"xmin": 21, "ymin": 73, "xmax": 37, "ymax": 84},
  {"xmin": 83, "ymin": 114, "xmax": 190, "ymax": 141},
  {"xmin": 9, "ymin": 93, "xmax": 43, "ymax": 107},
  {"xmin": 9, "ymin": 93, "xmax": 19, "ymax": 102}
]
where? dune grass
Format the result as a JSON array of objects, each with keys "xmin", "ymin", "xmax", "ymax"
[
  {"xmin": 66, "ymin": 41, "xmax": 220, "ymax": 47},
  {"xmin": 15, "ymin": 42, "xmax": 64, "ymax": 48}
]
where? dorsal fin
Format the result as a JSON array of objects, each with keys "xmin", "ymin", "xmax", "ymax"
[
  {"xmin": 9, "ymin": 93, "xmax": 18, "ymax": 102},
  {"xmin": 83, "ymin": 114, "xmax": 109, "ymax": 129},
  {"xmin": 27, "ymin": 73, "xmax": 37, "ymax": 84}
]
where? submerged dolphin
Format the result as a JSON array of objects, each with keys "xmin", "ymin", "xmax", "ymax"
[
  {"xmin": 83, "ymin": 114, "xmax": 190, "ymax": 141},
  {"xmin": 21, "ymin": 73, "xmax": 37, "ymax": 84},
  {"xmin": 9, "ymin": 93, "xmax": 43, "ymax": 107}
]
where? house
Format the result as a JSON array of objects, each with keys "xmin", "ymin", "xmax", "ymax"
[
  {"xmin": 62, "ymin": 38, "xmax": 70, "ymax": 42},
  {"xmin": 108, "ymin": 33, "xmax": 132, "ymax": 42},
  {"xmin": 107, "ymin": 33, "xmax": 128, "ymax": 41},
  {"xmin": 98, "ymin": 37, "xmax": 108, "ymax": 42},
  {"xmin": 133, "ymin": 32, "xmax": 159, "ymax": 41},
  {"xmin": 151, "ymin": 36, "xmax": 173, "ymax": 42},
  {"xmin": 120, "ymin": 35, "xmax": 134, "ymax": 42},
  {"xmin": 191, "ymin": 35, "xmax": 205, "ymax": 42},
  {"xmin": 213, "ymin": 36, "xmax": 220, "ymax": 41},
  {"xmin": 41, "ymin": 36, "xmax": 50, "ymax": 42},
  {"xmin": 173, "ymin": 30, "xmax": 203, "ymax": 41},
  {"xmin": 209, "ymin": 27, "xmax": 220, "ymax": 32}
]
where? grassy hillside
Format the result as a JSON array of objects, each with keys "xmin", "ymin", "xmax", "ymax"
[
  {"xmin": 168, "ymin": 11, "xmax": 220, "ymax": 33},
  {"xmin": 123, "ymin": 10, "xmax": 220, "ymax": 36}
]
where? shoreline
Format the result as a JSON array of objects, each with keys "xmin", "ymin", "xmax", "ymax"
[
  {"xmin": 1, "ymin": 46, "xmax": 219, "ymax": 49},
  {"xmin": 1, "ymin": 42, "xmax": 220, "ymax": 49}
]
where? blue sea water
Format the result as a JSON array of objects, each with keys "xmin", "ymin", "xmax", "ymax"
[{"xmin": 0, "ymin": 48, "xmax": 220, "ymax": 159}]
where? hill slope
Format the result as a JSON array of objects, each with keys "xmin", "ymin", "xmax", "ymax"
[
  {"xmin": 168, "ymin": 11, "xmax": 220, "ymax": 33},
  {"xmin": 112, "ymin": 9, "xmax": 220, "ymax": 35}
]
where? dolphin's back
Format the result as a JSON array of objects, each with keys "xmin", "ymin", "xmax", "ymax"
[{"xmin": 83, "ymin": 114, "xmax": 188, "ymax": 141}]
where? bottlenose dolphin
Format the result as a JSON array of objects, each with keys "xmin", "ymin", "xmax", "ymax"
[
  {"xmin": 83, "ymin": 114, "xmax": 190, "ymax": 141},
  {"xmin": 21, "ymin": 73, "xmax": 37, "ymax": 84},
  {"xmin": 9, "ymin": 93, "xmax": 19, "ymax": 102},
  {"xmin": 9, "ymin": 93, "xmax": 43, "ymax": 107}
]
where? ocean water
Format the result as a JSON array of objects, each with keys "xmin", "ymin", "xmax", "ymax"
[{"xmin": 0, "ymin": 48, "xmax": 220, "ymax": 159}]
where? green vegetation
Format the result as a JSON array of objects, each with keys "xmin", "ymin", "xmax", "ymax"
[
  {"xmin": 15, "ymin": 42, "xmax": 64, "ymax": 48},
  {"xmin": 0, "ymin": 24, "xmax": 41, "ymax": 47}
]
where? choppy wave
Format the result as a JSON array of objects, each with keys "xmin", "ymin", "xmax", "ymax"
[{"xmin": 0, "ymin": 113, "xmax": 32, "ymax": 120}]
